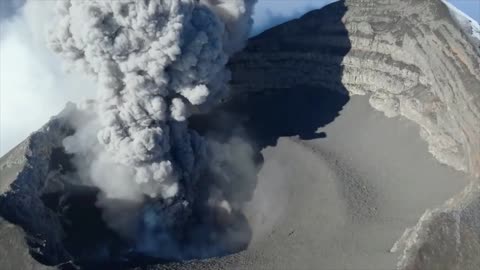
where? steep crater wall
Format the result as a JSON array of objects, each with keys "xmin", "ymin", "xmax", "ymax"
[{"xmin": 230, "ymin": 0, "xmax": 480, "ymax": 176}]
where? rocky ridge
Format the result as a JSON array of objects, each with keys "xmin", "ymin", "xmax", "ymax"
[
  {"xmin": 230, "ymin": 0, "xmax": 480, "ymax": 176},
  {"xmin": 0, "ymin": 105, "xmax": 78, "ymax": 268},
  {"xmin": 0, "ymin": 0, "xmax": 479, "ymax": 269}
]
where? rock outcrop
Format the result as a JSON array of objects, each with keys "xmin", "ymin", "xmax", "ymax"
[
  {"xmin": 230, "ymin": 0, "xmax": 480, "ymax": 176},
  {"xmin": 0, "ymin": 105, "xmax": 77, "ymax": 267},
  {"xmin": 392, "ymin": 181, "xmax": 480, "ymax": 270}
]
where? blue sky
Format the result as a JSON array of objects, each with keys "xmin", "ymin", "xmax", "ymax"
[
  {"xmin": 0, "ymin": 0, "xmax": 479, "ymax": 155},
  {"xmin": 447, "ymin": 0, "xmax": 480, "ymax": 21}
]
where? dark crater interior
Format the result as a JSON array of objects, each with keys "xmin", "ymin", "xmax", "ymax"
[
  {"xmin": 41, "ymin": 149, "xmax": 154, "ymax": 269},
  {"xmin": 32, "ymin": 146, "xmax": 253, "ymax": 270}
]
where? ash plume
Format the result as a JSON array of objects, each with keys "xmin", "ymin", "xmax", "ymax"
[{"xmin": 47, "ymin": 0, "xmax": 257, "ymax": 260}]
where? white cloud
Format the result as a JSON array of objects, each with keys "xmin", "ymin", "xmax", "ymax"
[{"xmin": 0, "ymin": 2, "xmax": 95, "ymax": 155}]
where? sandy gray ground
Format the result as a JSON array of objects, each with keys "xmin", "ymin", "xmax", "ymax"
[
  {"xmin": 152, "ymin": 95, "xmax": 472, "ymax": 270},
  {"xmin": 245, "ymin": 95, "xmax": 470, "ymax": 269},
  {"xmin": 0, "ymin": 96, "xmax": 472, "ymax": 270}
]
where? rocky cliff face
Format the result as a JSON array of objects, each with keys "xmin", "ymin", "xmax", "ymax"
[
  {"xmin": 0, "ymin": 0, "xmax": 479, "ymax": 269},
  {"xmin": 230, "ymin": 0, "xmax": 480, "ymax": 176},
  {"xmin": 0, "ymin": 105, "xmax": 78, "ymax": 267},
  {"xmin": 227, "ymin": 1, "xmax": 480, "ymax": 269}
]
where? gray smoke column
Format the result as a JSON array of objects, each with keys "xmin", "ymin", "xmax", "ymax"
[
  {"xmin": 47, "ymin": 0, "xmax": 256, "ymax": 260},
  {"xmin": 48, "ymin": 0, "xmax": 254, "ymax": 199}
]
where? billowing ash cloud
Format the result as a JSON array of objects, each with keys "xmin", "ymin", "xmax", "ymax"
[
  {"xmin": 47, "ymin": 0, "xmax": 257, "ymax": 259},
  {"xmin": 49, "ymin": 0, "xmax": 254, "ymax": 199}
]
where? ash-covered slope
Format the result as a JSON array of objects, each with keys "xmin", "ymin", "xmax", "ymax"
[{"xmin": 1, "ymin": 0, "xmax": 479, "ymax": 270}]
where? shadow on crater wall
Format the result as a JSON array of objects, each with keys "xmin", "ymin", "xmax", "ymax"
[
  {"xmin": 0, "ymin": 1, "xmax": 351, "ymax": 270},
  {"xmin": 193, "ymin": 0, "xmax": 352, "ymax": 154},
  {"xmin": 187, "ymin": 1, "xmax": 352, "ymax": 267}
]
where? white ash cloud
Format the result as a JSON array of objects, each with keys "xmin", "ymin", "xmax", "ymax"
[
  {"xmin": 50, "ymin": 0, "xmax": 256, "ymax": 202},
  {"xmin": 0, "ymin": 0, "xmax": 95, "ymax": 156}
]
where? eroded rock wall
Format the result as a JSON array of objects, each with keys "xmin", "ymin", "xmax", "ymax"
[
  {"xmin": 230, "ymin": 0, "xmax": 480, "ymax": 176},
  {"xmin": 392, "ymin": 181, "xmax": 480, "ymax": 270}
]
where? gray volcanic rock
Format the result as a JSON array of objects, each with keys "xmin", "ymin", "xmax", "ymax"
[
  {"xmin": 0, "ymin": 217, "xmax": 54, "ymax": 270},
  {"xmin": 392, "ymin": 181, "xmax": 480, "ymax": 270},
  {"xmin": 0, "ymin": 105, "xmax": 77, "ymax": 268},
  {"xmin": 0, "ymin": 0, "xmax": 479, "ymax": 270},
  {"xmin": 230, "ymin": 0, "xmax": 480, "ymax": 176}
]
